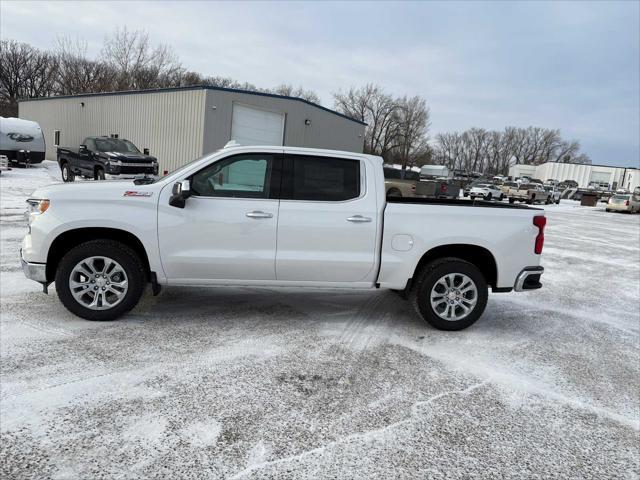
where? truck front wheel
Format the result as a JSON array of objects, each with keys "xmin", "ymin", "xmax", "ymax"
[
  {"xmin": 410, "ymin": 258, "xmax": 488, "ymax": 331},
  {"xmin": 55, "ymin": 240, "xmax": 146, "ymax": 321},
  {"xmin": 61, "ymin": 162, "xmax": 74, "ymax": 182},
  {"xmin": 95, "ymin": 168, "xmax": 106, "ymax": 180}
]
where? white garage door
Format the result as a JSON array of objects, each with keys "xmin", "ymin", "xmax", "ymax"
[{"xmin": 231, "ymin": 103, "xmax": 285, "ymax": 146}]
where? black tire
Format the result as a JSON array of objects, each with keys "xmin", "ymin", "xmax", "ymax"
[
  {"xmin": 95, "ymin": 168, "xmax": 106, "ymax": 180},
  {"xmin": 387, "ymin": 188, "xmax": 402, "ymax": 198},
  {"xmin": 61, "ymin": 162, "xmax": 74, "ymax": 182},
  {"xmin": 556, "ymin": 198, "xmax": 560, "ymax": 205},
  {"xmin": 605, "ymin": 208, "xmax": 611, "ymax": 212},
  {"xmin": 545, "ymin": 197, "xmax": 551, "ymax": 205},
  {"xmin": 486, "ymin": 193, "xmax": 492, "ymax": 201},
  {"xmin": 409, "ymin": 257, "xmax": 488, "ymax": 331},
  {"xmin": 499, "ymin": 194, "xmax": 504, "ymax": 201},
  {"xmin": 508, "ymin": 197, "xmax": 515, "ymax": 204},
  {"xmin": 55, "ymin": 240, "xmax": 146, "ymax": 321}
]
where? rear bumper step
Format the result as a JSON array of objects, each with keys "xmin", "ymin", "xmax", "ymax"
[{"xmin": 514, "ymin": 266, "xmax": 544, "ymax": 291}]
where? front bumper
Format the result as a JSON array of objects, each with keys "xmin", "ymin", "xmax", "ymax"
[
  {"xmin": 514, "ymin": 266, "xmax": 544, "ymax": 292},
  {"xmin": 21, "ymin": 249, "xmax": 47, "ymax": 283},
  {"xmin": 105, "ymin": 173, "xmax": 159, "ymax": 180}
]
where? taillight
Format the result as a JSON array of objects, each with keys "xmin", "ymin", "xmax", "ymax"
[
  {"xmin": 626, "ymin": 200, "xmax": 630, "ymax": 206},
  {"xmin": 440, "ymin": 183, "xmax": 447, "ymax": 193},
  {"xmin": 533, "ymin": 216, "xmax": 546, "ymax": 254}
]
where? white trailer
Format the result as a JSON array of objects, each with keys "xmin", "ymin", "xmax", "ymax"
[{"xmin": 0, "ymin": 117, "xmax": 46, "ymax": 164}]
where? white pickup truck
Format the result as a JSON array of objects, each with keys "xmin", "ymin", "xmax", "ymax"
[{"xmin": 21, "ymin": 146, "xmax": 546, "ymax": 330}]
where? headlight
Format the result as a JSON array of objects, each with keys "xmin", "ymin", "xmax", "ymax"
[
  {"xmin": 26, "ymin": 199, "xmax": 50, "ymax": 228},
  {"xmin": 27, "ymin": 198, "xmax": 50, "ymax": 215}
]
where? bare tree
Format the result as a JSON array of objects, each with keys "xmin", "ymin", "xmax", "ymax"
[
  {"xmin": 432, "ymin": 126, "xmax": 592, "ymax": 175},
  {"xmin": 54, "ymin": 36, "xmax": 116, "ymax": 95},
  {"xmin": 334, "ymin": 84, "xmax": 402, "ymax": 157},
  {"xmin": 270, "ymin": 84, "xmax": 320, "ymax": 103},
  {"xmin": 0, "ymin": 40, "xmax": 57, "ymax": 116},
  {"xmin": 392, "ymin": 95, "xmax": 430, "ymax": 169},
  {"xmin": 101, "ymin": 27, "xmax": 183, "ymax": 90}
]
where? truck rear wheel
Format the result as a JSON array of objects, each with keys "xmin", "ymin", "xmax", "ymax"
[
  {"xmin": 410, "ymin": 257, "xmax": 488, "ymax": 331},
  {"xmin": 95, "ymin": 168, "xmax": 106, "ymax": 180},
  {"xmin": 55, "ymin": 240, "xmax": 146, "ymax": 321},
  {"xmin": 61, "ymin": 162, "xmax": 74, "ymax": 182}
]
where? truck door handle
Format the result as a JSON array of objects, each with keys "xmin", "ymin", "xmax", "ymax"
[
  {"xmin": 347, "ymin": 215, "xmax": 372, "ymax": 223},
  {"xmin": 246, "ymin": 211, "xmax": 273, "ymax": 219}
]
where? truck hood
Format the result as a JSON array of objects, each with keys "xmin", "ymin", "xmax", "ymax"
[{"xmin": 29, "ymin": 180, "xmax": 160, "ymax": 202}]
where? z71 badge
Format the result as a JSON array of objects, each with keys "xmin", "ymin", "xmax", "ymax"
[{"xmin": 123, "ymin": 191, "xmax": 153, "ymax": 197}]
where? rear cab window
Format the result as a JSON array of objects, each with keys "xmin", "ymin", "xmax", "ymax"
[{"xmin": 283, "ymin": 155, "xmax": 361, "ymax": 201}]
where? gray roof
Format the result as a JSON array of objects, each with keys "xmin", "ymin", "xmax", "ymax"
[{"xmin": 18, "ymin": 85, "xmax": 367, "ymax": 126}]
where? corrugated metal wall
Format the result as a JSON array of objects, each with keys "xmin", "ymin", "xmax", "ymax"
[
  {"xmin": 202, "ymin": 90, "xmax": 365, "ymax": 154},
  {"xmin": 19, "ymin": 89, "xmax": 206, "ymax": 173},
  {"xmin": 19, "ymin": 87, "xmax": 365, "ymax": 174}
]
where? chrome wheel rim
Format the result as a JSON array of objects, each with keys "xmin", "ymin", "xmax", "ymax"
[
  {"xmin": 69, "ymin": 256, "xmax": 128, "ymax": 310},
  {"xmin": 430, "ymin": 273, "xmax": 477, "ymax": 321}
]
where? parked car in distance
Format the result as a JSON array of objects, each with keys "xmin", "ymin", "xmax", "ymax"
[
  {"xmin": 463, "ymin": 179, "xmax": 489, "ymax": 197},
  {"xmin": 57, "ymin": 137, "xmax": 158, "ymax": 182},
  {"xmin": 558, "ymin": 180, "xmax": 579, "ymax": 190},
  {"xmin": 415, "ymin": 179, "xmax": 460, "ymax": 199},
  {"xmin": 599, "ymin": 191, "xmax": 614, "ymax": 203},
  {"xmin": 469, "ymin": 183, "xmax": 504, "ymax": 201},
  {"xmin": 606, "ymin": 193, "xmax": 640, "ymax": 213},
  {"xmin": 21, "ymin": 145, "xmax": 547, "ymax": 331},
  {"xmin": 543, "ymin": 186, "xmax": 561, "ymax": 204},
  {"xmin": 509, "ymin": 183, "xmax": 552, "ymax": 204},
  {"xmin": 501, "ymin": 181, "xmax": 520, "ymax": 196},
  {"xmin": 383, "ymin": 166, "xmax": 419, "ymax": 197}
]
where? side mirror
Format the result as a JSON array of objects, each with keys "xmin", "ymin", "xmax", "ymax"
[
  {"xmin": 169, "ymin": 180, "xmax": 191, "ymax": 208},
  {"xmin": 79, "ymin": 144, "xmax": 87, "ymax": 153}
]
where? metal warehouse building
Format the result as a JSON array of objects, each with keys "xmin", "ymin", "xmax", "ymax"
[
  {"xmin": 18, "ymin": 86, "xmax": 366, "ymax": 173},
  {"xmin": 509, "ymin": 162, "xmax": 640, "ymax": 191}
]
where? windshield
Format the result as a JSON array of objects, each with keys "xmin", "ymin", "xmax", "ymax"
[
  {"xmin": 612, "ymin": 195, "xmax": 630, "ymax": 200},
  {"xmin": 475, "ymin": 184, "xmax": 491, "ymax": 188},
  {"xmin": 94, "ymin": 138, "xmax": 140, "ymax": 153}
]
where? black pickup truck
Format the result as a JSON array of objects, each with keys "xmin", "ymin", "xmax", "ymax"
[{"xmin": 57, "ymin": 137, "xmax": 158, "ymax": 182}]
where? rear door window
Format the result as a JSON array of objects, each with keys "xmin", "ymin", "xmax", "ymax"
[{"xmin": 284, "ymin": 155, "xmax": 361, "ymax": 201}]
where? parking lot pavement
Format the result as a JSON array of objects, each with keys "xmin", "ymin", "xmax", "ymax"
[{"xmin": 1, "ymin": 163, "xmax": 639, "ymax": 479}]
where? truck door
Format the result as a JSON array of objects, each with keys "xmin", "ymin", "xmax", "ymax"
[
  {"xmin": 79, "ymin": 138, "xmax": 96, "ymax": 175},
  {"xmin": 275, "ymin": 153, "xmax": 378, "ymax": 284},
  {"xmin": 157, "ymin": 152, "xmax": 282, "ymax": 281}
]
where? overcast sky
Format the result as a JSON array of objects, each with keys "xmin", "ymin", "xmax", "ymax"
[{"xmin": 2, "ymin": 0, "xmax": 638, "ymax": 167}]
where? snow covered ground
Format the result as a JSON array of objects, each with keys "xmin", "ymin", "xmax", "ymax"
[{"xmin": 1, "ymin": 162, "xmax": 639, "ymax": 479}]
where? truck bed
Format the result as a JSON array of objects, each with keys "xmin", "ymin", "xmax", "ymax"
[{"xmin": 386, "ymin": 196, "xmax": 542, "ymax": 210}]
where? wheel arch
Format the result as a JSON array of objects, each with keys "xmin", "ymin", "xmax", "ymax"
[
  {"xmin": 46, "ymin": 227, "xmax": 151, "ymax": 282},
  {"xmin": 410, "ymin": 244, "xmax": 498, "ymax": 289}
]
